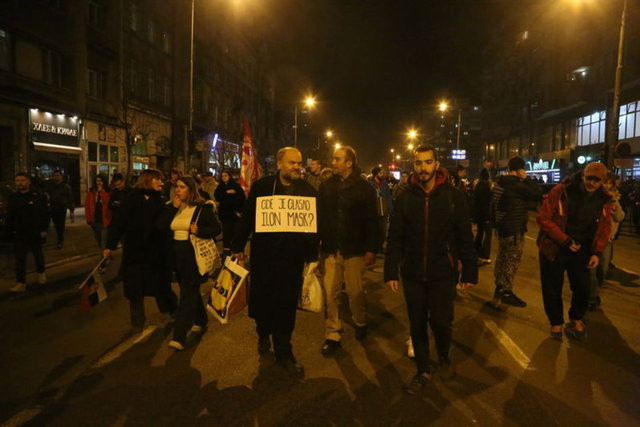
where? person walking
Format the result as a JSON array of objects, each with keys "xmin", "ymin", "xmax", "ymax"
[
  {"xmin": 158, "ymin": 175, "xmax": 221, "ymax": 350},
  {"xmin": 537, "ymin": 162, "xmax": 614, "ymax": 340},
  {"xmin": 6, "ymin": 173, "xmax": 50, "ymax": 292},
  {"xmin": 385, "ymin": 145, "xmax": 477, "ymax": 394},
  {"xmin": 200, "ymin": 171, "xmax": 218, "ymax": 201},
  {"xmin": 214, "ymin": 170, "xmax": 246, "ymax": 256},
  {"xmin": 490, "ymin": 156, "xmax": 542, "ymax": 308},
  {"xmin": 45, "ymin": 170, "xmax": 74, "ymax": 249},
  {"xmin": 368, "ymin": 166, "xmax": 393, "ymax": 250},
  {"xmin": 473, "ymin": 168, "xmax": 492, "ymax": 265},
  {"xmin": 85, "ymin": 174, "xmax": 111, "ymax": 251},
  {"xmin": 305, "ymin": 158, "xmax": 323, "ymax": 191},
  {"xmin": 588, "ymin": 172, "xmax": 625, "ymax": 311},
  {"xmin": 318, "ymin": 145, "xmax": 379, "ymax": 356},
  {"xmin": 232, "ymin": 147, "xmax": 317, "ymax": 376},
  {"xmin": 108, "ymin": 173, "xmax": 130, "ymax": 226},
  {"xmin": 104, "ymin": 169, "xmax": 178, "ymax": 332}
]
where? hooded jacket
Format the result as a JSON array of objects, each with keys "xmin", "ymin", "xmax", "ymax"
[
  {"xmin": 384, "ymin": 168, "xmax": 478, "ymax": 284},
  {"xmin": 537, "ymin": 174, "xmax": 614, "ymax": 261},
  {"xmin": 491, "ymin": 174, "xmax": 542, "ymax": 237}
]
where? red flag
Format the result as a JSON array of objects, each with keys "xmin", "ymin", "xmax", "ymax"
[{"xmin": 239, "ymin": 118, "xmax": 263, "ymax": 196}]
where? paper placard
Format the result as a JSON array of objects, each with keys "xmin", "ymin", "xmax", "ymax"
[{"xmin": 255, "ymin": 195, "xmax": 317, "ymax": 233}]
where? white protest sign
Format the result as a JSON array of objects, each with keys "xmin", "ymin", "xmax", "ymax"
[{"xmin": 255, "ymin": 195, "xmax": 317, "ymax": 233}]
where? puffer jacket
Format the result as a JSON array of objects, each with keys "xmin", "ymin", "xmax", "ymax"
[{"xmin": 491, "ymin": 174, "xmax": 542, "ymax": 237}]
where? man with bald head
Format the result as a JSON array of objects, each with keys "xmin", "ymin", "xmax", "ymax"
[{"xmin": 232, "ymin": 147, "xmax": 318, "ymax": 377}]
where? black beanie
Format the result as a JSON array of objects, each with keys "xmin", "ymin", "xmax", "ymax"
[{"xmin": 508, "ymin": 156, "xmax": 525, "ymax": 171}]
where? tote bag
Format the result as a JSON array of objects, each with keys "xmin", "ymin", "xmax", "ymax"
[{"xmin": 190, "ymin": 205, "xmax": 220, "ymax": 276}]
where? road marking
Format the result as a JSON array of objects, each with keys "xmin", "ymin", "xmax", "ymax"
[
  {"xmin": 525, "ymin": 235, "xmax": 536, "ymax": 241},
  {"xmin": 483, "ymin": 320, "xmax": 532, "ymax": 370},
  {"xmin": 1, "ymin": 407, "xmax": 43, "ymax": 427},
  {"xmin": 92, "ymin": 326, "xmax": 157, "ymax": 369}
]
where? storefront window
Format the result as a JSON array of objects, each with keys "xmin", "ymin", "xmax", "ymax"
[
  {"xmin": 110, "ymin": 146, "xmax": 119, "ymax": 163},
  {"xmin": 99, "ymin": 144, "xmax": 108, "ymax": 162},
  {"xmin": 619, "ymin": 101, "xmax": 640, "ymax": 140},
  {"xmin": 88, "ymin": 142, "xmax": 97, "ymax": 162}
]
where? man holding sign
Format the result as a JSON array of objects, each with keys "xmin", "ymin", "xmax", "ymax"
[
  {"xmin": 318, "ymin": 146, "xmax": 380, "ymax": 356},
  {"xmin": 232, "ymin": 147, "xmax": 318, "ymax": 377}
]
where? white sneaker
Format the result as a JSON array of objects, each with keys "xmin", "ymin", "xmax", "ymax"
[
  {"xmin": 9, "ymin": 282, "xmax": 27, "ymax": 293},
  {"xmin": 406, "ymin": 338, "xmax": 415, "ymax": 358},
  {"xmin": 168, "ymin": 340, "xmax": 185, "ymax": 351},
  {"xmin": 190, "ymin": 325, "xmax": 204, "ymax": 332},
  {"xmin": 37, "ymin": 273, "xmax": 47, "ymax": 284}
]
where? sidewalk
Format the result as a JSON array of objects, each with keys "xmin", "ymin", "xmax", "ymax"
[{"xmin": 0, "ymin": 208, "xmax": 102, "ymax": 289}]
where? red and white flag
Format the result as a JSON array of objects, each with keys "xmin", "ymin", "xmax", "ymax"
[{"xmin": 239, "ymin": 118, "xmax": 263, "ymax": 196}]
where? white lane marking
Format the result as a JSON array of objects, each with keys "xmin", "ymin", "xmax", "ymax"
[
  {"xmin": 525, "ymin": 235, "xmax": 536, "ymax": 241},
  {"xmin": 483, "ymin": 320, "xmax": 532, "ymax": 370},
  {"xmin": 1, "ymin": 407, "xmax": 43, "ymax": 427},
  {"xmin": 92, "ymin": 326, "xmax": 157, "ymax": 369}
]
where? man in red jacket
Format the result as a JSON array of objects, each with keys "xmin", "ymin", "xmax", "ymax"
[{"xmin": 537, "ymin": 162, "xmax": 613, "ymax": 341}]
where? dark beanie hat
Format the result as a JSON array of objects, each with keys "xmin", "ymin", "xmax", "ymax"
[
  {"xmin": 371, "ymin": 166, "xmax": 382, "ymax": 176},
  {"xmin": 508, "ymin": 156, "xmax": 525, "ymax": 171}
]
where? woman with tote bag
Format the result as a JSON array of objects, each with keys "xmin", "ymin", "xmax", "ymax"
[{"xmin": 158, "ymin": 175, "xmax": 221, "ymax": 350}]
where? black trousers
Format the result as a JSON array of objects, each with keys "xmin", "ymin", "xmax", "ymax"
[
  {"xmin": 221, "ymin": 218, "xmax": 239, "ymax": 252},
  {"xmin": 255, "ymin": 305, "xmax": 298, "ymax": 361},
  {"xmin": 126, "ymin": 263, "xmax": 178, "ymax": 329},
  {"xmin": 15, "ymin": 236, "xmax": 45, "ymax": 283},
  {"xmin": 539, "ymin": 250, "xmax": 590, "ymax": 326},
  {"xmin": 172, "ymin": 240, "xmax": 207, "ymax": 343},
  {"xmin": 403, "ymin": 277, "xmax": 457, "ymax": 374},
  {"xmin": 50, "ymin": 208, "xmax": 67, "ymax": 245},
  {"xmin": 474, "ymin": 221, "xmax": 492, "ymax": 260}
]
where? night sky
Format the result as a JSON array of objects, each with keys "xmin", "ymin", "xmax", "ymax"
[{"xmin": 246, "ymin": 0, "xmax": 496, "ymax": 166}]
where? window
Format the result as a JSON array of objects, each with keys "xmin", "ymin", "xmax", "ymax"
[
  {"xmin": 163, "ymin": 77, "xmax": 170, "ymax": 106},
  {"xmin": 87, "ymin": 68, "xmax": 104, "ymax": 98},
  {"xmin": 15, "ymin": 40, "xmax": 42, "ymax": 80},
  {"xmin": 130, "ymin": 3, "xmax": 138, "ymax": 31},
  {"xmin": 147, "ymin": 68, "xmax": 154, "ymax": 101},
  {"xmin": 88, "ymin": 1, "xmax": 105, "ymax": 29},
  {"xmin": 162, "ymin": 31, "xmax": 171, "ymax": 53},
  {"xmin": 0, "ymin": 29, "xmax": 11, "ymax": 71},
  {"xmin": 576, "ymin": 110, "xmax": 606, "ymax": 146},
  {"xmin": 148, "ymin": 20, "xmax": 155, "ymax": 43},
  {"xmin": 619, "ymin": 101, "xmax": 640, "ymax": 140},
  {"xmin": 43, "ymin": 49, "xmax": 62, "ymax": 87}
]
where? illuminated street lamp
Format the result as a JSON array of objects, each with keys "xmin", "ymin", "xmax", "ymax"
[
  {"xmin": 334, "ymin": 142, "xmax": 342, "ymax": 149},
  {"xmin": 407, "ymin": 143, "xmax": 415, "ymax": 151},
  {"xmin": 407, "ymin": 129, "xmax": 418, "ymax": 141},
  {"xmin": 325, "ymin": 130, "xmax": 334, "ymax": 139},
  {"xmin": 294, "ymin": 95, "xmax": 317, "ymax": 148},
  {"xmin": 439, "ymin": 99, "xmax": 463, "ymax": 163}
]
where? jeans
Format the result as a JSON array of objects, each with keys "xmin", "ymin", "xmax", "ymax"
[
  {"xmin": 540, "ymin": 249, "xmax": 590, "ymax": 326},
  {"xmin": 589, "ymin": 242, "xmax": 613, "ymax": 304},
  {"xmin": 474, "ymin": 221, "xmax": 492, "ymax": 260},
  {"xmin": 403, "ymin": 277, "xmax": 457, "ymax": 374},
  {"xmin": 50, "ymin": 208, "xmax": 67, "ymax": 245},
  {"xmin": 15, "ymin": 236, "xmax": 45, "ymax": 283},
  {"xmin": 90, "ymin": 223, "xmax": 108, "ymax": 250},
  {"xmin": 172, "ymin": 240, "xmax": 207, "ymax": 343},
  {"xmin": 322, "ymin": 253, "xmax": 366, "ymax": 341},
  {"xmin": 494, "ymin": 233, "xmax": 525, "ymax": 291}
]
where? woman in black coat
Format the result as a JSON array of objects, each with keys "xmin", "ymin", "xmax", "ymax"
[
  {"xmin": 104, "ymin": 169, "xmax": 177, "ymax": 332},
  {"xmin": 158, "ymin": 175, "xmax": 221, "ymax": 350},
  {"xmin": 472, "ymin": 168, "xmax": 493, "ymax": 264},
  {"xmin": 214, "ymin": 170, "xmax": 245, "ymax": 255}
]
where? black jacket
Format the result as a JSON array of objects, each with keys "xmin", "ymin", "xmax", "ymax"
[
  {"xmin": 7, "ymin": 190, "xmax": 50, "ymax": 240},
  {"xmin": 108, "ymin": 187, "xmax": 130, "ymax": 224},
  {"xmin": 45, "ymin": 180, "xmax": 74, "ymax": 210},
  {"xmin": 472, "ymin": 180, "xmax": 492, "ymax": 223},
  {"xmin": 231, "ymin": 173, "xmax": 318, "ymax": 319},
  {"xmin": 384, "ymin": 170, "xmax": 478, "ymax": 284},
  {"xmin": 214, "ymin": 180, "xmax": 246, "ymax": 223},
  {"xmin": 318, "ymin": 169, "xmax": 379, "ymax": 257},
  {"xmin": 492, "ymin": 175, "xmax": 542, "ymax": 237}
]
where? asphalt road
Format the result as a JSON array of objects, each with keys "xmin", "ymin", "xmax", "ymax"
[{"xmin": 1, "ymin": 219, "xmax": 639, "ymax": 426}]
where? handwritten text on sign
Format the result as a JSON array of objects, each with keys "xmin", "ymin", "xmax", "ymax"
[{"xmin": 255, "ymin": 196, "xmax": 317, "ymax": 233}]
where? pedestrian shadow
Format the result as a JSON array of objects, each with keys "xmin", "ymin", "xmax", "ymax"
[{"xmin": 607, "ymin": 265, "xmax": 640, "ymax": 287}]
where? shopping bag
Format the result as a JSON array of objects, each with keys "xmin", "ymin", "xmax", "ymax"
[
  {"xmin": 78, "ymin": 258, "xmax": 109, "ymax": 311},
  {"xmin": 190, "ymin": 204, "xmax": 221, "ymax": 276},
  {"xmin": 206, "ymin": 256, "xmax": 249, "ymax": 324},
  {"xmin": 298, "ymin": 261, "xmax": 323, "ymax": 313}
]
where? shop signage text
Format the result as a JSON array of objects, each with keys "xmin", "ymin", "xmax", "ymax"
[
  {"xmin": 32, "ymin": 122, "xmax": 78, "ymax": 137},
  {"xmin": 29, "ymin": 109, "xmax": 79, "ymax": 148}
]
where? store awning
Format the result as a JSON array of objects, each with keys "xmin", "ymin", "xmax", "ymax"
[{"xmin": 33, "ymin": 141, "xmax": 82, "ymax": 154}]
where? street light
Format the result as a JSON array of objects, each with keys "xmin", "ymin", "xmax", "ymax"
[
  {"xmin": 325, "ymin": 130, "xmax": 334, "ymax": 139},
  {"xmin": 294, "ymin": 95, "xmax": 317, "ymax": 148},
  {"xmin": 439, "ymin": 100, "xmax": 463, "ymax": 162},
  {"xmin": 334, "ymin": 142, "xmax": 341, "ymax": 149},
  {"xmin": 407, "ymin": 143, "xmax": 415, "ymax": 151},
  {"xmin": 407, "ymin": 129, "xmax": 418, "ymax": 141}
]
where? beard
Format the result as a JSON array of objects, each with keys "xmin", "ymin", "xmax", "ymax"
[
  {"xmin": 418, "ymin": 171, "xmax": 434, "ymax": 183},
  {"xmin": 282, "ymin": 170, "xmax": 301, "ymax": 182}
]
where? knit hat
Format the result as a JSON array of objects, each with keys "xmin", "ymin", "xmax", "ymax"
[
  {"xmin": 584, "ymin": 162, "xmax": 607, "ymax": 180},
  {"xmin": 508, "ymin": 156, "xmax": 525, "ymax": 171}
]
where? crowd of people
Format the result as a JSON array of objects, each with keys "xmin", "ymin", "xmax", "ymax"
[{"xmin": 3, "ymin": 143, "xmax": 640, "ymax": 395}]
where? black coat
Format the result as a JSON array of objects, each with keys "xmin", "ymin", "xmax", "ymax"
[
  {"xmin": 492, "ymin": 175, "xmax": 542, "ymax": 237},
  {"xmin": 6, "ymin": 190, "xmax": 49, "ymax": 240},
  {"xmin": 472, "ymin": 180, "xmax": 492, "ymax": 223},
  {"xmin": 106, "ymin": 189, "xmax": 169, "ymax": 299},
  {"xmin": 318, "ymin": 170, "xmax": 379, "ymax": 257},
  {"xmin": 214, "ymin": 180, "xmax": 246, "ymax": 223},
  {"xmin": 231, "ymin": 173, "xmax": 318, "ymax": 319},
  {"xmin": 384, "ymin": 170, "xmax": 478, "ymax": 284}
]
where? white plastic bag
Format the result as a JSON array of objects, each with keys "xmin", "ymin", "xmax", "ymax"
[{"xmin": 298, "ymin": 262, "xmax": 323, "ymax": 313}]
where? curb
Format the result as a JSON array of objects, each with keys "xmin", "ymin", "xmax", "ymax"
[{"xmin": 0, "ymin": 253, "xmax": 99, "ymax": 282}]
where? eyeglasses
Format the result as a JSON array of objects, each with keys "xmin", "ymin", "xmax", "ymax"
[{"xmin": 585, "ymin": 175, "xmax": 602, "ymax": 183}]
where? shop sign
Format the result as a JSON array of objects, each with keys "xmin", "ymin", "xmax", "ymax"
[
  {"xmin": 527, "ymin": 159, "xmax": 557, "ymax": 171},
  {"xmin": 30, "ymin": 109, "xmax": 79, "ymax": 148},
  {"xmin": 452, "ymin": 149, "xmax": 466, "ymax": 160}
]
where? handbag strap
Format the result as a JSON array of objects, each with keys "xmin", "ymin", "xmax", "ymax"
[{"xmin": 189, "ymin": 205, "xmax": 202, "ymax": 236}]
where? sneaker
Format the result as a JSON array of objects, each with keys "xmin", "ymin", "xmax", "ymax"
[
  {"xmin": 406, "ymin": 338, "xmax": 415, "ymax": 358},
  {"xmin": 501, "ymin": 290, "xmax": 527, "ymax": 307},
  {"xmin": 438, "ymin": 359, "xmax": 455, "ymax": 381},
  {"xmin": 564, "ymin": 320, "xmax": 587, "ymax": 341},
  {"xmin": 168, "ymin": 340, "xmax": 185, "ymax": 351},
  {"xmin": 355, "ymin": 325, "xmax": 367, "ymax": 341},
  {"xmin": 190, "ymin": 324, "xmax": 207, "ymax": 333},
  {"xmin": 37, "ymin": 273, "xmax": 47, "ymax": 285},
  {"xmin": 404, "ymin": 372, "xmax": 432, "ymax": 395},
  {"xmin": 489, "ymin": 287, "xmax": 504, "ymax": 308},
  {"xmin": 258, "ymin": 336, "xmax": 271, "ymax": 355},
  {"xmin": 320, "ymin": 339, "xmax": 341, "ymax": 356},
  {"xmin": 550, "ymin": 325, "xmax": 563, "ymax": 341},
  {"xmin": 276, "ymin": 358, "xmax": 304, "ymax": 377},
  {"xmin": 9, "ymin": 282, "xmax": 27, "ymax": 293}
]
